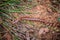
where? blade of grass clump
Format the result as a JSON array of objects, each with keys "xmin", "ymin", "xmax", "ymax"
[
  {"xmin": 0, "ymin": 13, "xmax": 12, "ymax": 19},
  {"xmin": 58, "ymin": 17, "xmax": 60, "ymax": 22},
  {"xmin": 0, "ymin": 0, "xmax": 33, "ymax": 40},
  {"xmin": 0, "ymin": 0, "xmax": 21, "ymax": 6},
  {"xmin": 7, "ymin": 9, "xmax": 22, "ymax": 13},
  {"xmin": 14, "ymin": 36, "xmax": 20, "ymax": 40},
  {"xmin": 24, "ymin": 12, "xmax": 32, "ymax": 14},
  {"xmin": 2, "ymin": 22, "xmax": 20, "ymax": 40}
]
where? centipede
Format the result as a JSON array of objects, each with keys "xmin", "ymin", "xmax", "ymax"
[{"xmin": 13, "ymin": 15, "xmax": 59, "ymax": 27}]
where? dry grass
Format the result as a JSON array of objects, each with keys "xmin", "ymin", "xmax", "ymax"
[{"xmin": 0, "ymin": 0, "xmax": 60, "ymax": 40}]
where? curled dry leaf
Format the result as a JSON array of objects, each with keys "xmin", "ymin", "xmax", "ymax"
[{"xmin": 39, "ymin": 27, "xmax": 49, "ymax": 35}]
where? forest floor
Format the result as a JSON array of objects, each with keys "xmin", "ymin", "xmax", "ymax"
[
  {"xmin": 11, "ymin": 0, "xmax": 60, "ymax": 40},
  {"xmin": 0, "ymin": 0, "xmax": 60, "ymax": 40}
]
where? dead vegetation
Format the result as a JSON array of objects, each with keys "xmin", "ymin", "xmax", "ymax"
[{"xmin": 0, "ymin": 0, "xmax": 60, "ymax": 40}]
